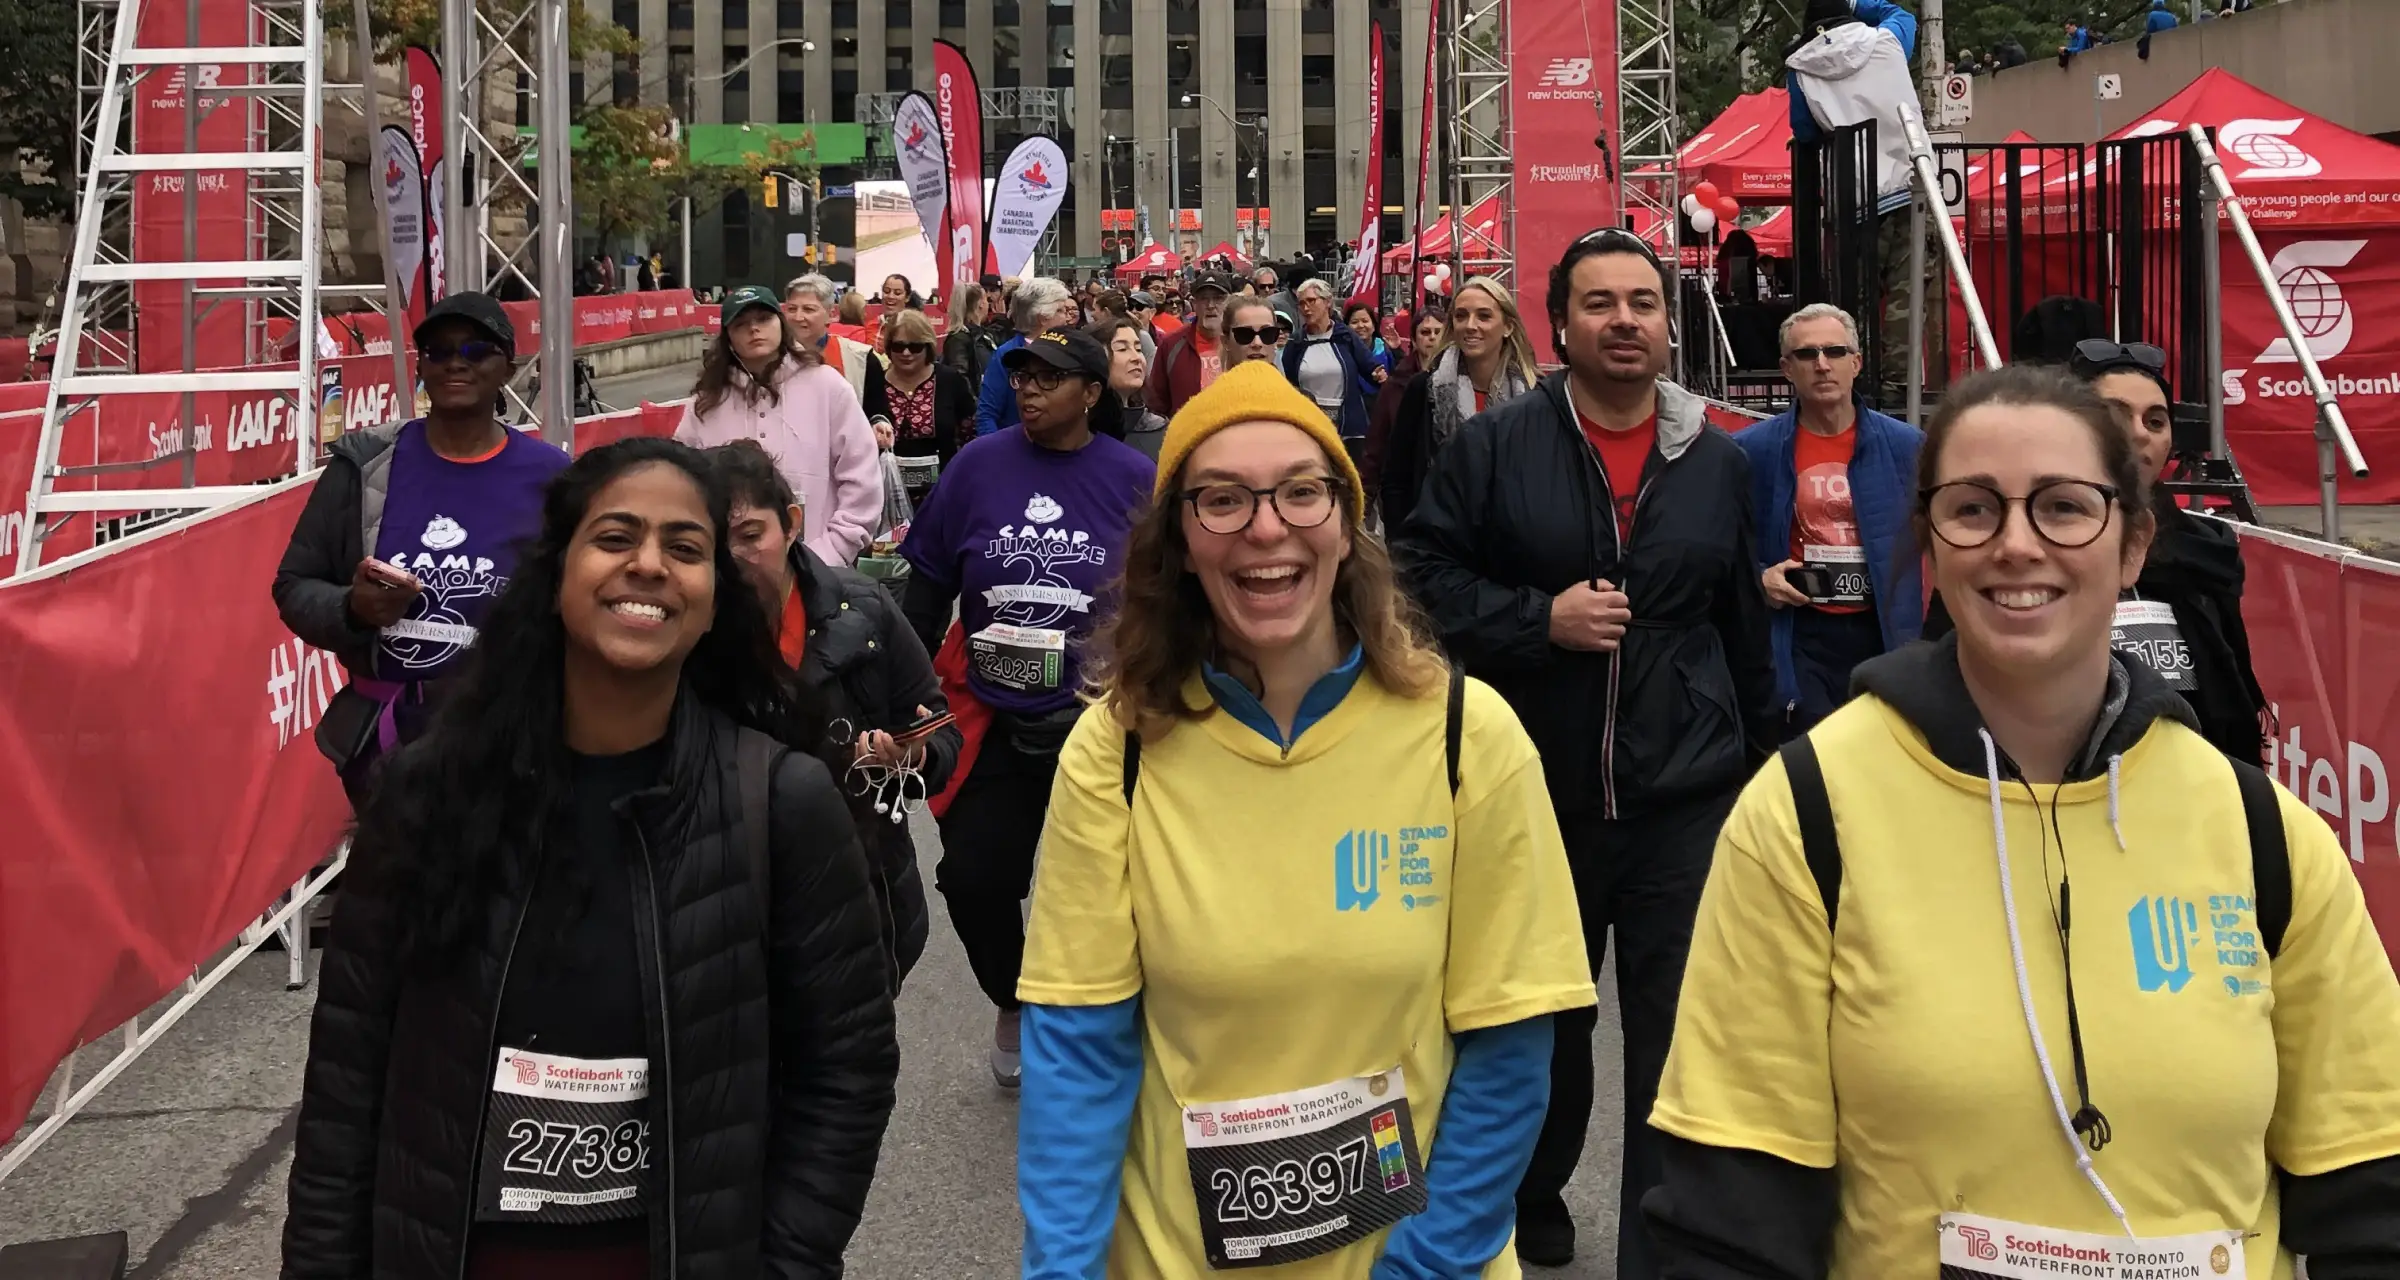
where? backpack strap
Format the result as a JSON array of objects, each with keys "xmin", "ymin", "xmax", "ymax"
[
  {"xmin": 2233, "ymin": 759, "xmax": 2290, "ymax": 958},
  {"xmin": 1779, "ymin": 737, "xmax": 1843, "ymax": 933},
  {"xmin": 1445, "ymin": 663, "xmax": 1465, "ymax": 798},
  {"xmin": 736, "ymin": 728, "xmax": 779, "ymax": 898},
  {"xmin": 1122, "ymin": 730, "xmax": 1143, "ymax": 806}
]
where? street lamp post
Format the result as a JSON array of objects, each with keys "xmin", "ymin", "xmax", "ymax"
[
  {"xmin": 1182, "ymin": 92, "xmax": 1266, "ymax": 255},
  {"xmin": 678, "ymin": 37, "xmax": 815, "ymax": 293}
]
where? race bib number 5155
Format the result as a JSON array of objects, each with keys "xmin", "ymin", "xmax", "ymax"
[{"xmin": 1181, "ymin": 1068, "xmax": 1427, "ymax": 1270}]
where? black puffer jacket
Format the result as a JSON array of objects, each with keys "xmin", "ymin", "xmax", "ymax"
[
  {"xmin": 787, "ymin": 544, "xmax": 957, "ymax": 985},
  {"xmin": 1395, "ymin": 373, "xmax": 1778, "ymax": 818},
  {"xmin": 271, "ymin": 422, "xmax": 405, "ymax": 680},
  {"xmin": 281, "ymin": 692, "xmax": 899, "ymax": 1280}
]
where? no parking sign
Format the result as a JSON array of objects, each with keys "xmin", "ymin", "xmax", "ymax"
[{"xmin": 1936, "ymin": 73, "xmax": 1974, "ymax": 127}]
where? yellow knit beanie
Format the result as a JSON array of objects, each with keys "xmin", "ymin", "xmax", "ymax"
[{"xmin": 1151, "ymin": 360, "xmax": 1366, "ymax": 521}]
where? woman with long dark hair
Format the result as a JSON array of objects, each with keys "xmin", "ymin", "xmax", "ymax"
[
  {"xmin": 675, "ymin": 285, "xmax": 882, "ymax": 567},
  {"xmin": 897, "ymin": 326, "xmax": 1153, "ymax": 1089},
  {"xmin": 282, "ymin": 438, "xmax": 899, "ymax": 1280}
]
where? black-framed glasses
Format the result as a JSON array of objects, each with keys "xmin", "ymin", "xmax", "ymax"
[
  {"xmin": 422, "ymin": 339, "xmax": 504, "ymax": 364},
  {"xmin": 1784, "ymin": 344, "xmax": 1857, "ymax": 363},
  {"xmin": 1226, "ymin": 325, "xmax": 1275, "ymax": 346},
  {"xmin": 1181, "ymin": 475, "xmax": 1345, "ymax": 535},
  {"xmin": 888, "ymin": 341, "xmax": 934, "ymax": 357},
  {"xmin": 1009, "ymin": 367, "xmax": 1082, "ymax": 391},
  {"xmin": 1921, "ymin": 480, "xmax": 2120, "ymax": 549}
]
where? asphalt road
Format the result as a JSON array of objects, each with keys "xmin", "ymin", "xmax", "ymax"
[{"xmin": 0, "ymin": 809, "xmax": 1633, "ymax": 1278}]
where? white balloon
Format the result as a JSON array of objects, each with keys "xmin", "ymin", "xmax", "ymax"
[
  {"xmin": 1434, "ymin": 263, "xmax": 1452, "ymax": 279},
  {"xmin": 1681, "ymin": 193, "xmax": 1702, "ymax": 216},
  {"xmin": 1691, "ymin": 209, "xmax": 1717, "ymax": 233}
]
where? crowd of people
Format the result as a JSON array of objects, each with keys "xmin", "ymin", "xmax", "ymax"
[{"xmin": 271, "ymin": 228, "xmax": 2400, "ymax": 1279}]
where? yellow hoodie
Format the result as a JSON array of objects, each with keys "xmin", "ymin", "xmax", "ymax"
[{"xmin": 1652, "ymin": 637, "xmax": 2400, "ymax": 1280}]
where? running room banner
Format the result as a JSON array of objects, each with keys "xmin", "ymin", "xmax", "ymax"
[
  {"xmin": 932, "ymin": 41, "xmax": 988, "ymax": 290},
  {"xmin": 890, "ymin": 91, "xmax": 952, "ymax": 259},
  {"xmin": 1349, "ymin": 21, "xmax": 1387, "ymax": 299},
  {"xmin": 0, "ymin": 482, "xmax": 355, "ymax": 1144},
  {"xmin": 2218, "ymin": 229, "xmax": 2400, "ymax": 507},
  {"xmin": 987, "ymin": 135, "xmax": 1071, "ymax": 280},
  {"xmin": 132, "ymin": 0, "xmax": 253, "ymax": 374},
  {"xmin": 1412, "ymin": 0, "xmax": 1440, "ymax": 312},
  {"xmin": 405, "ymin": 47, "xmax": 446, "ymax": 307},
  {"xmin": 1508, "ymin": 0, "xmax": 1619, "ymax": 340}
]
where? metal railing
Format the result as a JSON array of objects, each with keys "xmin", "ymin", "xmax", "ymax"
[{"xmin": 1902, "ymin": 103, "xmax": 2002, "ymax": 405}]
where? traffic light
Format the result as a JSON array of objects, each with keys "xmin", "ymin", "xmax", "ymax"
[{"xmin": 762, "ymin": 173, "xmax": 780, "ymax": 206}]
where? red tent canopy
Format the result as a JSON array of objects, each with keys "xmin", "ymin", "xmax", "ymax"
[
  {"xmin": 1680, "ymin": 88, "xmax": 1795, "ymax": 204},
  {"xmin": 1383, "ymin": 194, "xmax": 1505, "ymax": 270},
  {"xmin": 1115, "ymin": 243, "xmax": 1182, "ymax": 279},
  {"xmin": 1739, "ymin": 206, "xmax": 1791, "ymax": 257},
  {"xmin": 1195, "ymin": 241, "xmax": 1253, "ymax": 274},
  {"xmin": 2114, "ymin": 68, "xmax": 2400, "ymax": 226}
]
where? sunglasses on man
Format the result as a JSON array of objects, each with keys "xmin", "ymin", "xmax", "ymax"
[{"xmin": 1783, "ymin": 344, "xmax": 1857, "ymax": 363}]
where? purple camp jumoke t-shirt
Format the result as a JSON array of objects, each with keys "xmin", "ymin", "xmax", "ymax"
[
  {"xmin": 369, "ymin": 421, "xmax": 571, "ymax": 682},
  {"xmin": 901, "ymin": 426, "xmax": 1156, "ymax": 715}
]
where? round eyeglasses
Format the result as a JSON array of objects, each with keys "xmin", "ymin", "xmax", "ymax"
[
  {"xmin": 1180, "ymin": 475, "xmax": 1345, "ymax": 535},
  {"xmin": 1920, "ymin": 480, "xmax": 2120, "ymax": 549}
]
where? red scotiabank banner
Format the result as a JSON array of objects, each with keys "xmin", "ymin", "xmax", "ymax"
[
  {"xmin": 1508, "ymin": 0, "xmax": 1619, "ymax": 339},
  {"xmin": 2220, "ymin": 228, "xmax": 2400, "ymax": 507},
  {"xmin": 2235, "ymin": 525, "xmax": 2400, "ymax": 960},
  {"xmin": 0, "ymin": 483, "xmax": 355, "ymax": 1142},
  {"xmin": 133, "ymin": 0, "xmax": 253, "ymax": 375}
]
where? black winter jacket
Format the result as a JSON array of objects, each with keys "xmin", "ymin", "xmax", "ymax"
[
  {"xmin": 271, "ymin": 422, "xmax": 405, "ymax": 680},
  {"xmin": 1923, "ymin": 504, "xmax": 2270, "ymax": 765},
  {"xmin": 1394, "ymin": 374, "xmax": 1778, "ymax": 818},
  {"xmin": 281, "ymin": 691, "xmax": 899, "ymax": 1280},
  {"xmin": 786, "ymin": 544, "xmax": 957, "ymax": 984}
]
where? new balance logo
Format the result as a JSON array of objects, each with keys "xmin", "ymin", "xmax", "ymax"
[{"xmin": 1538, "ymin": 59, "xmax": 1593, "ymax": 88}]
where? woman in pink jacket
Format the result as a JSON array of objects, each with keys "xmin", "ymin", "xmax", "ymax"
[{"xmin": 676, "ymin": 285, "xmax": 884, "ymax": 566}]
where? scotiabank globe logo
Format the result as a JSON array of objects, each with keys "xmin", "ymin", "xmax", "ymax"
[
  {"xmin": 2221, "ymin": 117, "xmax": 2321, "ymax": 180},
  {"xmin": 2259, "ymin": 240, "xmax": 2367, "ymax": 364}
]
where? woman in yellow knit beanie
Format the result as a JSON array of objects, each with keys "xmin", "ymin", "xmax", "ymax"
[{"xmin": 1010, "ymin": 358, "xmax": 1598, "ymax": 1278}]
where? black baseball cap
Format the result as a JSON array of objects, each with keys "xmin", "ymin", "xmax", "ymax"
[
  {"xmin": 1189, "ymin": 271, "xmax": 1235, "ymax": 298},
  {"xmin": 1128, "ymin": 291, "xmax": 1158, "ymax": 309},
  {"xmin": 413, "ymin": 291, "xmax": 516, "ymax": 358},
  {"xmin": 1002, "ymin": 328, "xmax": 1111, "ymax": 381}
]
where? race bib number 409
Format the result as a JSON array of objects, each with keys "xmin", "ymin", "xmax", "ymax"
[{"xmin": 1181, "ymin": 1068, "xmax": 1427, "ymax": 1270}]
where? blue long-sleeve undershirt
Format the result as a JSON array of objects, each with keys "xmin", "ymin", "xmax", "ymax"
[
  {"xmin": 977, "ymin": 334, "xmax": 1026, "ymax": 436},
  {"xmin": 1018, "ymin": 999, "xmax": 1556, "ymax": 1280},
  {"xmin": 1373, "ymin": 1016, "xmax": 1557, "ymax": 1280}
]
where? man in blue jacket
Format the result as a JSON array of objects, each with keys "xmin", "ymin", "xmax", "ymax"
[
  {"xmin": 1734, "ymin": 303, "xmax": 1923, "ymax": 737},
  {"xmin": 2140, "ymin": 0, "xmax": 2178, "ymax": 58}
]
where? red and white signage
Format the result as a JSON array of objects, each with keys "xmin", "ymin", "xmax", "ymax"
[
  {"xmin": 1508, "ymin": 0, "xmax": 1619, "ymax": 343},
  {"xmin": 931, "ymin": 40, "xmax": 988, "ymax": 291},
  {"xmin": 405, "ymin": 47, "xmax": 447, "ymax": 307},
  {"xmin": 1412, "ymin": 0, "xmax": 1441, "ymax": 311},
  {"xmin": 1349, "ymin": 20, "xmax": 1387, "ymax": 300},
  {"xmin": 2220, "ymin": 230, "xmax": 2400, "ymax": 505},
  {"xmin": 132, "ymin": 0, "xmax": 254, "ymax": 374}
]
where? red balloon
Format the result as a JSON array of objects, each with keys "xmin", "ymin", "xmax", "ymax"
[
  {"xmin": 1716, "ymin": 196, "xmax": 1742, "ymax": 224},
  {"xmin": 1690, "ymin": 181, "xmax": 1721, "ymax": 207}
]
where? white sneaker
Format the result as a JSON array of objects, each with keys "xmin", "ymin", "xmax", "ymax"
[{"xmin": 991, "ymin": 1008, "xmax": 1023, "ymax": 1089}]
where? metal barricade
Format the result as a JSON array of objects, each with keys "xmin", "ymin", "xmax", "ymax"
[{"xmin": 1791, "ymin": 121, "xmax": 1886, "ymax": 403}]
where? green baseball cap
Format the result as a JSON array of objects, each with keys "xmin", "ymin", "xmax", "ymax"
[{"xmin": 722, "ymin": 285, "xmax": 781, "ymax": 324}]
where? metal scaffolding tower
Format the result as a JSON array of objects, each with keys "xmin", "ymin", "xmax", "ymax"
[
  {"xmin": 18, "ymin": 0, "xmax": 340, "ymax": 576},
  {"xmin": 1442, "ymin": 0, "xmax": 1515, "ymax": 290},
  {"xmin": 1618, "ymin": 0, "xmax": 1681, "ymax": 353}
]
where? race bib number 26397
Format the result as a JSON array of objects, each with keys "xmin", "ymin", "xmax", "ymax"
[{"xmin": 1182, "ymin": 1068, "xmax": 1427, "ymax": 1270}]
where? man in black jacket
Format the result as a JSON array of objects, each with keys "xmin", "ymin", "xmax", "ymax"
[{"xmin": 1395, "ymin": 228, "xmax": 1777, "ymax": 1276}]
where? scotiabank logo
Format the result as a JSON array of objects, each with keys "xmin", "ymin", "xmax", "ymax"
[
  {"xmin": 2256, "ymin": 240, "xmax": 2367, "ymax": 364},
  {"xmin": 2222, "ymin": 117, "xmax": 2322, "ymax": 180},
  {"xmin": 1538, "ymin": 58, "xmax": 1592, "ymax": 88}
]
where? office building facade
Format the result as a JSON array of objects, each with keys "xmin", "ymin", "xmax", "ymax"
[{"xmin": 595, "ymin": 0, "xmax": 1430, "ymax": 277}]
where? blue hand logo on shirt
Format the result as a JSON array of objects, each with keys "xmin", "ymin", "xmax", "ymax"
[
  {"xmin": 1335, "ymin": 831, "xmax": 1389, "ymax": 912},
  {"xmin": 2128, "ymin": 895, "xmax": 2201, "ymax": 993}
]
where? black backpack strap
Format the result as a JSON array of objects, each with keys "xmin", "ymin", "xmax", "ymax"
[
  {"xmin": 1779, "ymin": 738, "xmax": 1842, "ymax": 933},
  {"xmin": 736, "ymin": 728, "xmax": 780, "ymax": 897},
  {"xmin": 1122, "ymin": 730, "xmax": 1142, "ymax": 805},
  {"xmin": 2233, "ymin": 759, "xmax": 2290, "ymax": 958},
  {"xmin": 1445, "ymin": 663, "xmax": 1465, "ymax": 798}
]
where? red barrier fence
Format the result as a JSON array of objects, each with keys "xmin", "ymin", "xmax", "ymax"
[
  {"xmin": 323, "ymin": 288, "xmax": 709, "ymax": 356},
  {"xmin": 0, "ymin": 482, "xmax": 356, "ymax": 1143},
  {"xmin": 2234, "ymin": 526, "xmax": 2400, "ymax": 959}
]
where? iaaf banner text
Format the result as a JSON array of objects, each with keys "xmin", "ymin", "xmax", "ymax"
[
  {"xmin": 1508, "ymin": 0, "xmax": 1619, "ymax": 337},
  {"xmin": 0, "ymin": 482, "xmax": 354, "ymax": 1143},
  {"xmin": 2219, "ymin": 228, "xmax": 2400, "ymax": 506}
]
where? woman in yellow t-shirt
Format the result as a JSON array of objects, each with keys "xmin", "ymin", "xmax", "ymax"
[
  {"xmin": 1015, "ymin": 362, "xmax": 1597, "ymax": 1279},
  {"xmin": 1644, "ymin": 366, "xmax": 2400, "ymax": 1279}
]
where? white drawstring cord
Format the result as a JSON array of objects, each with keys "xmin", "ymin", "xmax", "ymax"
[
  {"xmin": 2105, "ymin": 755, "xmax": 2127, "ymax": 851},
  {"xmin": 1981, "ymin": 729, "xmax": 2136, "ymax": 1240}
]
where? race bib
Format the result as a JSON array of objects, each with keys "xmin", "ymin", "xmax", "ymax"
[
  {"xmin": 969, "ymin": 622, "xmax": 1067, "ymax": 693},
  {"xmin": 1938, "ymin": 1212, "xmax": 2246, "ymax": 1280},
  {"xmin": 2112, "ymin": 599, "xmax": 2197, "ymax": 690},
  {"xmin": 1800, "ymin": 542, "xmax": 1871, "ymax": 606},
  {"xmin": 1181, "ymin": 1067, "xmax": 1428, "ymax": 1270},
  {"xmin": 896, "ymin": 453, "xmax": 940, "ymax": 491},
  {"xmin": 475, "ymin": 1048, "xmax": 652, "ymax": 1223}
]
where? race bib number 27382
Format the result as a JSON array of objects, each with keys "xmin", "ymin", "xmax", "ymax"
[{"xmin": 1182, "ymin": 1068, "xmax": 1427, "ymax": 1270}]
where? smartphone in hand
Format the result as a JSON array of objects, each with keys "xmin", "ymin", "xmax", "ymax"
[{"xmin": 363, "ymin": 558, "xmax": 420, "ymax": 591}]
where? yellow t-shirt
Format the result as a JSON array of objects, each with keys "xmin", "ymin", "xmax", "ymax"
[
  {"xmin": 1020, "ymin": 672, "xmax": 1597, "ymax": 1279},
  {"xmin": 1651, "ymin": 695, "xmax": 2400, "ymax": 1280}
]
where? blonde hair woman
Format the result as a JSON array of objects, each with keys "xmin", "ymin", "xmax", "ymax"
[
  {"xmin": 1378, "ymin": 277, "xmax": 1542, "ymax": 529},
  {"xmin": 1014, "ymin": 361, "xmax": 1596, "ymax": 1278}
]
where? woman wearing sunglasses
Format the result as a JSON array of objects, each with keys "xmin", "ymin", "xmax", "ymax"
[
  {"xmin": 1017, "ymin": 362, "xmax": 1594, "ymax": 1278},
  {"xmin": 896, "ymin": 327, "xmax": 1154, "ymax": 1089},
  {"xmin": 1643, "ymin": 366, "xmax": 2400, "ymax": 1280},
  {"xmin": 877, "ymin": 307, "xmax": 973, "ymax": 503},
  {"xmin": 274, "ymin": 292, "xmax": 570, "ymax": 804}
]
